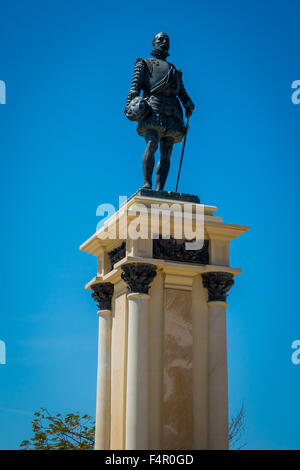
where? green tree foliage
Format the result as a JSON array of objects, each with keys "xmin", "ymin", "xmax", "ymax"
[
  {"xmin": 20, "ymin": 408, "xmax": 95, "ymax": 450},
  {"xmin": 21, "ymin": 404, "xmax": 245, "ymax": 450}
]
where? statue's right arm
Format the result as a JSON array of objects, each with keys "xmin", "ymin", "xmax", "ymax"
[{"xmin": 125, "ymin": 59, "xmax": 146, "ymax": 111}]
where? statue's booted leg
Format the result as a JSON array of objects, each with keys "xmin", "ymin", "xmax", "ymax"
[
  {"xmin": 142, "ymin": 130, "xmax": 159, "ymax": 189},
  {"xmin": 155, "ymin": 137, "xmax": 174, "ymax": 191}
]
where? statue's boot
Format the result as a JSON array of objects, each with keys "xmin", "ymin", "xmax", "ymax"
[
  {"xmin": 142, "ymin": 132, "xmax": 158, "ymax": 189},
  {"xmin": 143, "ymin": 160, "xmax": 153, "ymax": 189},
  {"xmin": 155, "ymin": 158, "xmax": 170, "ymax": 190},
  {"xmin": 155, "ymin": 138, "xmax": 173, "ymax": 191}
]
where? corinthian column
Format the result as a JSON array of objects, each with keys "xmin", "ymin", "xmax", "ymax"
[
  {"xmin": 91, "ymin": 282, "xmax": 114, "ymax": 450},
  {"xmin": 202, "ymin": 272, "xmax": 234, "ymax": 450},
  {"xmin": 121, "ymin": 263, "xmax": 157, "ymax": 450}
]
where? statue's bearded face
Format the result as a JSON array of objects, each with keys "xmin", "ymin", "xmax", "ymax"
[{"xmin": 153, "ymin": 33, "xmax": 169, "ymax": 54}]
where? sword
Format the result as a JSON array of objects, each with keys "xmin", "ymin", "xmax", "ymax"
[{"xmin": 175, "ymin": 116, "xmax": 190, "ymax": 192}]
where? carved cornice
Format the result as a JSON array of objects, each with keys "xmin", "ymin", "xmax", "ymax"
[
  {"xmin": 202, "ymin": 272, "xmax": 234, "ymax": 302},
  {"xmin": 108, "ymin": 242, "xmax": 126, "ymax": 267},
  {"xmin": 121, "ymin": 263, "xmax": 157, "ymax": 295},
  {"xmin": 153, "ymin": 237, "xmax": 209, "ymax": 265},
  {"xmin": 91, "ymin": 282, "xmax": 114, "ymax": 311}
]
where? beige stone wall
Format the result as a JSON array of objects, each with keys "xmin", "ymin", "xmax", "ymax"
[{"xmin": 162, "ymin": 288, "xmax": 193, "ymax": 450}]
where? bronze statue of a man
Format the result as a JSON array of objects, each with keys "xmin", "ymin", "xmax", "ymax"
[{"xmin": 125, "ymin": 32, "xmax": 195, "ymax": 191}]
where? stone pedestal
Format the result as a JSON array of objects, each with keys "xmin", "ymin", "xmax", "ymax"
[{"xmin": 80, "ymin": 192, "xmax": 249, "ymax": 450}]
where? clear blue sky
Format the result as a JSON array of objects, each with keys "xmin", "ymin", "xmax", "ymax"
[{"xmin": 0, "ymin": 0, "xmax": 299, "ymax": 450}]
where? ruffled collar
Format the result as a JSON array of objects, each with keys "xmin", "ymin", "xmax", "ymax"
[{"xmin": 150, "ymin": 49, "xmax": 169, "ymax": 60}]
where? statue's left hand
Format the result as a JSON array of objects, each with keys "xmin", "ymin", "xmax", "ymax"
[{"xmin": 185, "ymin": 103, "xmax": 195, "ymax": 118}]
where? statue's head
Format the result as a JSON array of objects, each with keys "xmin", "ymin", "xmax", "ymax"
[{"xmin": 151, "ymin": 32, "xmax": 170, "ymax": 59}]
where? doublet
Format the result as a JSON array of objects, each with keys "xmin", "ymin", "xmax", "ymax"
[{"xmin": 126, "ymin": 57, "xmax": 194, "ymax": 143}]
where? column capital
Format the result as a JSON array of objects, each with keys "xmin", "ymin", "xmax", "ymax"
[
  {"xmin": 202, "ymin": 272, "xmax": 234, "ymax": 302},
  {"xmin": 91, "ymin": 282, "xmax": 114, "ymax": 311},
  {"xmin": 121, "ymin": 263, "xmax": 157, "ymax": 295}
]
